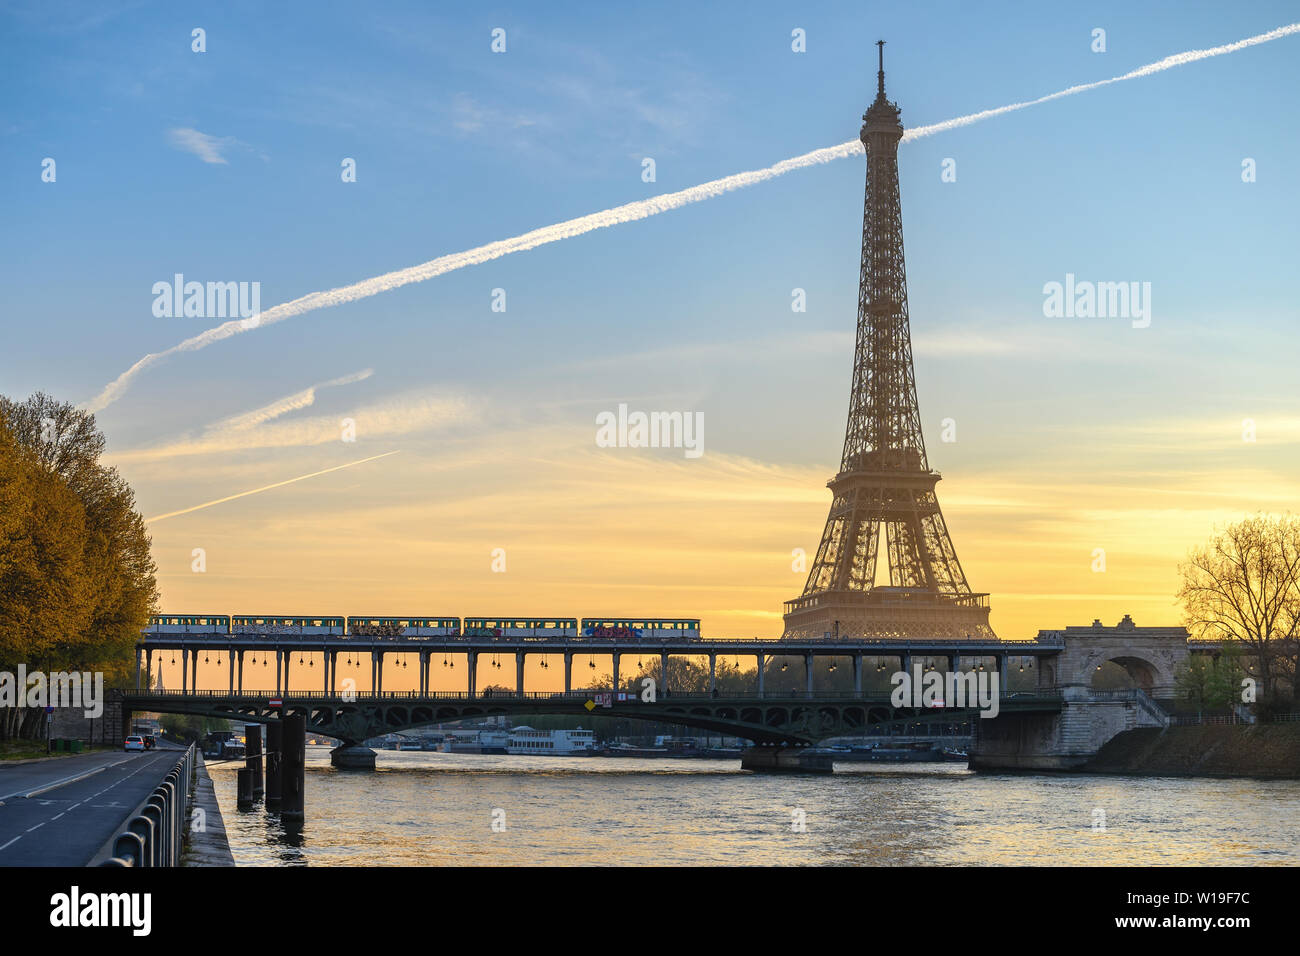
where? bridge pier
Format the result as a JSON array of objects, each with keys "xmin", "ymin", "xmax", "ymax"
[
  {"xmin": 708, "ymin": 654, "xmax": 716, "ymax": 696},
  {"xmin": 563, "ymin": 653, "xmax": 571, "ymax": 695},
  {"xmin": 330, "ymin": 744, "xmax": 377, "ymax": 770},
  {"xmin": 275, "ymin": 649, "xmax": 282, "ymax": 694},
  {"xmin": 517, "ymin": 652, "xmax": 525, "ymax": 697},
  {"xmin": 740, "ymin": 746, "xmax": 833, "ymax": 774},
  {"xmin": 970, "ymin": 686, "xmax": 1168, "ymax": 771},
  {"xmin": 612, "ymin": 652, "xmax": 620, "ymax": 693},
  {"xmin": 757, "ymin": 654, "xmax": 765, "ymax": 698}
]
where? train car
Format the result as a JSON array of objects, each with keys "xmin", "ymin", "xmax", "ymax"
[
  {"xmin": 345, "ymin": 616, "xmax": 461, "ymax": 639},
  {"xmin": 142, "ymin": 615, "xmax": 231, "ymax": 639},
  {"xmin": 580, "ymin": 618, "xmax": 702, "ymax": 640},
  {"xmin": 462, "ymin": 617, "xmax": 578, "ymax": 639},
  {"xmin": 229, "ymin": 615, "xmax": 346, "ymax": 638}
]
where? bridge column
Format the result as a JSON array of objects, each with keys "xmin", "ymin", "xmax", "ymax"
[
  {"xmin": 948, "ymin": 653, "xmax": 958, "ymax": 676},
  {"xmin": 275, "ymin": 649, "xmax": 282, "ymax": 695},
  {"xmin": 998, "ymin": 653, "xmax": 1008, "ymax": 693},
  {"xmin": 805, "ymin": 653, "xmax": 814, "ymax": 696},
  {"xmin": 328, "ymin": 651, "xmax": 337, "ymax": 694},
  {"xmin": 227, "ymin": 652, "xmax": 235, "ymax": 695},
  {"xmin": 853, "ymin": 654, "xmax": 862, "ymax": 696},
  {"xmin": 612, "ymin": 652, "xmax": 620, "ymax": 693},
  {"xmin": 181, "ymin": 648, "xmax": 188, "ymax": 695},
  {"xmin": 901, "ymin": 653, "xmax": 911, "ymax": 680},
  {"xmin": 144, "ymin": 649, "xmax": 152, "ymax": 692},
  {"xmin": 237, "ymin": 650, "xmax": 244, "ymax": 694},
  {"xmin": 757, "ymin": 654, "xmax": 765, "ymax": 699},
  {"xmin": 660, "ymin": 652, "xmax": 669, "ymax": 695},
  {"xmin": 283, "ymin": 651, "xmax": 291, "ymax": 694},
  {"xmin": 563, "ymin": 653, "xmax": 572, "ymax": 695},
  {"xmin": 468, "ymin": 651, "xmax": 478, "ymax": 696},
  {"xmin": 708, "ymin": 654, "xmax": 716, "ymax": 696},
  {"xmin": 376, "ymin": 651, "xmax": 384, "ymax": 695},
  {"xmin": 191, "ymin": 649, "xmax": 198, "ymax": 692},
  {"xmin": 134, "ymin": 647, "xmax": 142, "ymax": 690},
  {"xmin": 370, "ymin": 653, "xmax": 376, "ymax": 694},
  {"xmin": 516, "ymin": 652, "xmax": 525, "ymax": 698}
]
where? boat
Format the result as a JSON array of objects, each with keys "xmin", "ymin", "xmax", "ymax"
[
  {"xmin": 506, "ymin": 726, "xmax": 597, "ymax": 755},
  {"xmin": 814, "ymin": 741, "xmax": 961, "ymax": 763},
  {"xmin": 449, "ymin": 731, "xmax": 510, "ymax": 755}
]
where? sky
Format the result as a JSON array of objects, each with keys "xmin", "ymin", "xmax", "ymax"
[{"xmin": 2, "ymin": 1, "xmax": 1299, "ymax": 692}]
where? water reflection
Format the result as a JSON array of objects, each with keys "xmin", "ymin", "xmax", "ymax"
[{"xmin": 206, "ymin": 747, "xmax": 1300, "ymax": 866}]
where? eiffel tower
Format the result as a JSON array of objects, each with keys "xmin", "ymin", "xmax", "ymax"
[{"xmin": 783, "ymin": 42, "xmax": 995, "ymax": 642}]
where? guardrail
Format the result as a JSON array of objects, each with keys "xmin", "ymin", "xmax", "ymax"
[{"xmin": 91, "ymin": 743, "xmax": 196, "ymax": 867}]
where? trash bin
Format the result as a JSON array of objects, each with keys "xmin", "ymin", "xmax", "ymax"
[{"xmin": 70, "ymin": 740, "xmax": 83, "ymax": 753}]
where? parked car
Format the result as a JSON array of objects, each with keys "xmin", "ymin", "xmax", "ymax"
[{"xmin": 124, "ymin": 735, "xmax": 145, "ymax": 752}]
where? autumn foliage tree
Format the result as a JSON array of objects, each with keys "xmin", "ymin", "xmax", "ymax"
[{"xmin": 0, "ymin": 392, "xmax": 158, "ymax": 739}]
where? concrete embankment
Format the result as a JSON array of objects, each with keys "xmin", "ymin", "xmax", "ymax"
[
  {"xmin": 1085, "ymin": 724, "xmax": 1300, "ymax": 779},
  {"xmin": 183, "ymin": 753, "xmax": 235, "ymax": 866}
]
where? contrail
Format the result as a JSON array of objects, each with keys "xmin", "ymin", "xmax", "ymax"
[
  {"xmin": 216, "ymin": 368, "xmax": 373, "ymax": 432},
  {"xmin": 88, "ymin": 22, "xmax": 1300, "ymax": 414},
  {"xmin": 144, "ymin": 450, "xmax": 400, "ymax": 523}
]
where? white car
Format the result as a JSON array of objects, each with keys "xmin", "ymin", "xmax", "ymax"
[{"xmin": 123, "ymin": 735, "xmax": 145, "ymax": 752}]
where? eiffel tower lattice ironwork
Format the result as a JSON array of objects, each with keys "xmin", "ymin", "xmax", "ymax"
[{"xmin": 783, "ymin": 42, "xmax": 996, "ymax": 641}]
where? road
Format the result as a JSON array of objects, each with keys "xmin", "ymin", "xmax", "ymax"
[{"xmin": 0, "ymin": 744, "xmax": 186, "ymax": 866}]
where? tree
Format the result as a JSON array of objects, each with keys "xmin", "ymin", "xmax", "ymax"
[
  {"xmin": 0, "ymin": 393, "xmax": 158, "ymax": 739},
  {"xmin": 1177, "ymin": 514, "xmax": 1300, "ymax": 709}
]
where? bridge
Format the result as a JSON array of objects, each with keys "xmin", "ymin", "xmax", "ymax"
[{"xmin": 108, "ymin": 613, "xmax": 1222, "ymax": 771}]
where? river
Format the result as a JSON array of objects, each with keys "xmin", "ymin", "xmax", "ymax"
[{"xmin": 206, "ymin": 746, "xmax": 1300, "ymax": 866}]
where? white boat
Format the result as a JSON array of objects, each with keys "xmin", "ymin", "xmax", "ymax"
[{"xmin": 506, "ymin": 726, "xmax": 597, "ymax": 755}]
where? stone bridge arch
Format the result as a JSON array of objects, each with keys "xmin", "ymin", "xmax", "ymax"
[{"xmin": 1043, "ymin": 615, "xmax": 1189, "ymax": 700}]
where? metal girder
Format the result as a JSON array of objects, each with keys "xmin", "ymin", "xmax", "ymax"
[{"xmin": 785, "ymin": 52, "xmax": 994, "ymax": 643}]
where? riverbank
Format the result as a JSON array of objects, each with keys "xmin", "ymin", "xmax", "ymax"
[
  {"xmin": 183, "ymin": 753, "xmax": 235, "ymax": 866},
  {"xmin": 1085, "ymin": 723, "xmax": 1300, "ymax": 779}
]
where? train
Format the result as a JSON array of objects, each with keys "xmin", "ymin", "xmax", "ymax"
[{"xmin": 142, "ymin": 614, "xmax": 702, "ymax": 641}]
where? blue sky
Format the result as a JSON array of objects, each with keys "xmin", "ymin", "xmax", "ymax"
[{"xmin": 2, "ymin": 1, "xmax": 1299, "ymax": 650}]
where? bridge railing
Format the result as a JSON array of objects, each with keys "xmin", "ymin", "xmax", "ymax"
[
  {"xmin": 126, "ymin": 687, "xmax": 1064, "ymax": 703},
  {"xmin": 91, "ymin": 743, "xmax": 195, "ymax": 867},
  {"xmin": 139, "ymin": 633, "xmax": 1058, "ymax": 648}
]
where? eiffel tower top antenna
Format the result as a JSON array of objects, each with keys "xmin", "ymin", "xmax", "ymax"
[{"xmin": 876, "ymin": 39, "xmax": 886, "ymax": 97}]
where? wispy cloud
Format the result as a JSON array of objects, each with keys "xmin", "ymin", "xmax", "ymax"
[
  {"xmin": 167, "ymin": 127, "xmax": 241, "ymax": 164},
  {"xmin": 115, "ymin": 386, "xmax": 471, "ymax": 462}
]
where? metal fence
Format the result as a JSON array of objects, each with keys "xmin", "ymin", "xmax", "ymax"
[{"xmin": 91, "ymin": 743, "xmax": 196, "ymax": 867}]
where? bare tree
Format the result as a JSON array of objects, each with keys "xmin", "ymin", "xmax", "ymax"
[{"xmin": 1177, "ymin": 514, "xmax": 1300, "ymax": 705}]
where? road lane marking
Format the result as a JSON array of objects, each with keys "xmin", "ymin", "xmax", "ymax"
[
  {"xmin": 26, "ymin": 823, "xmax": 44, "ymax": 832},
  {"xmin": 0, "ymin": 836, "xmax": 21, "ymax": 851},
  {"xmin": 6, "ymin": 765, "xmax": 106, "ymax": 800}
]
